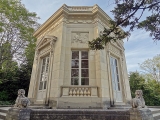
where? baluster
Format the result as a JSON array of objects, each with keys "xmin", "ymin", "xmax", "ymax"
[
  {"xmin": 75, "ymin": 88, "xmax": 77, "ymax": 96},
  {"xmin": 80, "ymin": 88, "xmax": 83, "ymax": 96},
  {"xmin": 69, "ymin": 88, "xmax": 73, "ymax": 96},
  {"xmin": 85, "ymin": 88, "xmax": 88, "ymax": 96},
  {"xmin": 84, "ymin": 88, "xmax": 87, "ymax": 96},
  {"xmin": 73, "ymin": 88, "xmax": 76, "ymax": 96},
  {"xmin": 87, "ymin": 88, "xmax": 91, "ymax": 96},
  {"xmin": 77, "ymin": 88, "xmax": 80, "ymax": 96},
  {"xmin": 82, "ymin": 88, "xmax": 84, "ymax": 96}
]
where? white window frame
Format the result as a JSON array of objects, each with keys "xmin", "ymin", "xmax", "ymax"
[
  {"xmin": 71, "ymin": 51, "xmax": 89, "ymax": 85},
  {"xmin": 110, "ymin": 56, "xmax": 120, "ymax": 91},
  {"xmin": 38, "ymin": 55, "xmax": 50, "ymax": 90}
]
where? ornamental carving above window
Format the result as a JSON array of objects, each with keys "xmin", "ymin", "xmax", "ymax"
[{"xmin": 71, "ymin": 32, "xmax": 89, "ymax": 44}]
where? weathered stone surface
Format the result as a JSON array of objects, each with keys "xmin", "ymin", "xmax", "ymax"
[
  {"xmin": 5, "ymin": 108, "xmax": 31, "ymax": 120},
  {"xmin": 14, "ymin": 89, "xmax": 30, "ymax": 109},
  {"xmin": 129, "ymin": 108, "xmax": 154, "ymax": 120},
  {"xmin": 131, "ymin": 90, "xmax": 146, "ymax": 108},
  {"xmin": 5, "ymin": 108, "xmax": 154, "ymax": 120},
  {"xmin": 30, "ymin": 109, "xmax": 130, "ymax": 120}
]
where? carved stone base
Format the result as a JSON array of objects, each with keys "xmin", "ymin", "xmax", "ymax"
[
  {"xmin": 5, "ymin": 107, "xmax": 31, "ymax": 120},
  {"xmin": 5, "ymin": 108, "xmax": 154, "ymax": 120},
  {"xmin": 129, "ymin": 108, "xmax": 154, "ymax": 120},
  {"xmin": 30, "ymin": 109, "xmax": 130, "ymax": 120}
]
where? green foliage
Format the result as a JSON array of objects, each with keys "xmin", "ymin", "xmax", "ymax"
[
  {"xmin": 0, "ymin": 0, "xmax": 39, "ymax": 68},
  {"xmin": 139, "ymin": 54, "xmax": 160, "ymax": 81},
  {"xmin": 0, "ymin": 101, "xmax": 13, "ymax": 105},
  {"xmin": 0, "ymin": 0, "xmax": 38, "ymax": 104},
  {"xmin": 0, "ymin": 63, "xmax": 31, "ymax": 103},
  {"xmin": 89, "ymin": 0, "xmax": 160, "ymax": 50},
  {"xmin": 129, "ymin": 72, "xmax": 160, "ymax": 106}
]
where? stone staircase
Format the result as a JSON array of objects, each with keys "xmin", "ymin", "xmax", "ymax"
[
  {"xmin": 0, "ymin": 107, "xmax": 11, "ymax": 120},
  {"xmin": 108, "ymin": 106, "xmax": 160, "ymax": 120},
  {"xmin": 149, "ymin": 108, "xmax": 160, "ymax": 120},
  {"xmin": 0, "ymin": 106, "xmax": 160, "ymax": 120}
]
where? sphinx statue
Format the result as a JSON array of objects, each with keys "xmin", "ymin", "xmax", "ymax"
[
  {"xmin": 131, "ymin": 90, "xmax": 146, "ymax": 108},
  {"xmin": 14, "ymin": 89, "xmax": 30, "ymax": 108}
]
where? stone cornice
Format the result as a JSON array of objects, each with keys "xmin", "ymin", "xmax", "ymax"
[{"xmin": 33, "ymin": 4, "xmax": 120, "ymax": 38}]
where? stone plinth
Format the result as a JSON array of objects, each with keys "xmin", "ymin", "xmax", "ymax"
[
  {"xmin": 6, "ymin": 108, "xmax": 31, "ymax": 120},
  {"xmin": 5, "ymin": 108, "xmax": 155, "ymax": 120},
  {"xmin": 30, "ymin": 109, "xmax": 130, "ymax": 120},
  {"xmin": 129, "ymin": 108, "xmax": 154, "ymax": 120}
]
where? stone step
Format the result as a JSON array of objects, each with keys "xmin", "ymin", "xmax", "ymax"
[
  {"xmin": 0, "ymin": 108, "xmax": 8, "ymax": 113},
  {"xmin": 152, "ymin": 109, "xmax": 160, "ymax": 114},
  {"xmin": 0, "ymin": 112, "xmax": 6, "ymax": 120},
  {"xmin": 153, "ymin": 113, "xmax": 160, "ymax": 120},
  {"xmin": 0, "ymin": 107, "xmax": 11, "ymax": 120}
]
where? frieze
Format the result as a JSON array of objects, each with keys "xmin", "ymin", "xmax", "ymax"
[
  {"xmin": 68, "ymin": 7, "xmax": 93, "ymax": 11},
  {"xmin": 71, "ymin": 32, "xmax": 89, "ymax": 44},
  {"xmin": 64, "ymin": 19, "xmax": 94, "ymax": 24}
]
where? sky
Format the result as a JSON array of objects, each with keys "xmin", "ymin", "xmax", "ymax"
[{"xmin": 21, "ymin": 0, "xmax": 160, "ymax": 72}]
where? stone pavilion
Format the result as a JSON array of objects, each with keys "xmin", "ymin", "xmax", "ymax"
[{"xmin": 28, "ymin": 4, "xmax": 131, "ymax": 109}]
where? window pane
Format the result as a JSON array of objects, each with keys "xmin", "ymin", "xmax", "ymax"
[
  {"xmin": 81, "ymin": 51, "xmax": 88, "ymax": 59},
  {"xmin": 43, "ymin": 58, "xmax": 45, "ymax": 65},
  {"xmin": 116, "ymin": 67, "xmax": 118, "ymax": 75},
  {"xmin": 81, "ymin": 60, "xmax": 88, "ymax": 68},
  {"xmin": 44, "ymin": 81, "xmax": 47, "ymax": 89},
  {"xmin": 71, "ymin": 69, "xmax": 79, "ymax": 77},
  {"xmin": 46, "ymin": 58, "xmax": 49, "ymax": 72},
  {"xmin": 39, "ymin": 82, "xmax": 43, "ymax": 90},
  {"xmin": 115, "ymin": 59, "xmax": 117, "ymax": 66},
  {"xmin": 81, "ymin": 78, "xmax": 89, "ymax": 85},
  {"xmin": 41, "ymin": 74, "xmax": 45, "ymax": 81},
  {"xmin": 71, "ymin": 78, "xmax": 79, "ymax": 85},
  {"xmin": 72, "ymin": 51, "xmax": 79, "ymax": 59},
  {"xmin": 118, "ymin": 83, "xmax": 120, "ymax": 91},
  {"xmin": 41, "ymin": 65, "xmax": 45, "ymax": 73},
  {"xmin": 117, "ymin": 75, "xmax": 119, "ymax": 82},
  {"xmin": 71, "ymin": 60, "xmax": 79, "ymax": 68},
  {"xmin": 81, "ymin": 69, "xmax": 89, "ymax": 77}
]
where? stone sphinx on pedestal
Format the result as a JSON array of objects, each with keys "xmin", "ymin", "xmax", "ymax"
[
  {"xmin": 6, "ymin": 89, "xmax": 31, "ymax": 120},
  {"xmin": 14, "ymin": 89, "xmax": 30, "ymax": 108},
  {"xmin": 131, "ymin": 90, "xmax": 146, "ymax": 109},
  {"xmin": 129, "ymin": 90, "xmax": 154, "ymax": 120}
]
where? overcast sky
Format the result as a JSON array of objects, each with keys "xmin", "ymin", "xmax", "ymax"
[{"xmin": 21, "ymin": 0, "xmax": 160, "ymax": 72}]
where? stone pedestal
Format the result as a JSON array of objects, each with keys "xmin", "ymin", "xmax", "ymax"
[
  {"xmin": 129, "ymin": 108, "xmax": 154, "ymax": 120},
  {"xmin": 5, "ymin": 107, "xmax": 154, "ymax": 120},
  {"xmin": 6, "ymin": 108, "xmax": 31, "ymax": 120}
]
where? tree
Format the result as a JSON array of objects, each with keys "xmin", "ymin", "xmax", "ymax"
[
  {"xmin": 129, "ymin": 72, "xmax": 145, "ymax": 97},
  {"xmin": 89, "ymin": 0, "xmax": 160, "ymax": 50},
  {"xmin": 139, "ymin": 54, "xmax": 160, "ymax": 81},
  {"xmin": 0, "ymin": 0, "xmax": 39, "ymax": 67},
  {"xmin": 129, "ymin": 71, "xmax": 160, "ymax": 106}
]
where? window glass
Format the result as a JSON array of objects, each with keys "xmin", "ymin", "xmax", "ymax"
[
  {"xmin": 81, "ymin": 78, "xmax": 89, "ymax": 85},
  {"xmin": 81, "ymin": 69, "xmax": 89, "ymax": 77},
  {"xmin": 81, "ymin": 51, "xmax": 88, "ymax": 59},
  {"xmin": 71, "ymin": 51, "xmax": 89, "ymax": 85},
  {"xmin": 39, "ymin": 56, "xmax": 50, "ymax": 90},
  {"xmin": 81, "ymin": 60, "xmax": 88, "ymax": 68},
  {"xmin": 71, "ymin": 69, "xmax": 79, "ymax": 77},
  {"xmin": 110, "ymin": 57, "xmax": 120, "ymax": 91},
  {"xmin": 71, "ymin": 60, "xmax": 79, "ymax": 68},
  {"xmin": 72, "ymin": 51, "xmax": 79, "ymax": 59},
  {"xmin": 71, "ymin": 78, "xmax": 79, "ymax": 85}
]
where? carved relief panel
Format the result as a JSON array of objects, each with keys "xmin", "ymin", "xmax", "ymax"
[{"xmin": 71, "ymin": 32, "xmax": 89, "ymax": 44}]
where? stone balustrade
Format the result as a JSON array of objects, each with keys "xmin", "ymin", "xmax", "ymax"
[{"xmin": 61, "ymin": 86, "xmax": 98, "ymax": 97}]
